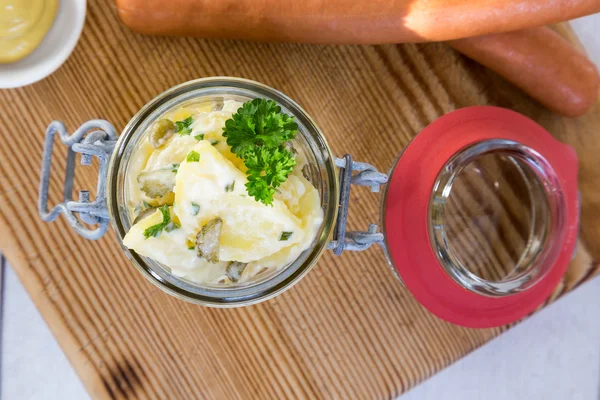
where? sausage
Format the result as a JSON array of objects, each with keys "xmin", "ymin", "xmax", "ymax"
[
  {"xmin": 450, "ymin": 27, "xmax": 600, "ymax": 117},
  {"xmin": 115, "ymin": 0, "xmax": 600, "ymax": 44},
  {"xmin": 115, "ymin": 0, "xmax": 600, "ymax": 116}
]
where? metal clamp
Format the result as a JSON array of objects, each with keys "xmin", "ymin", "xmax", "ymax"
[
  {"xmin": 38, "ymin": 120, "xmax": 118, "ymax": 240},
  {"xmin": 327, "ymin": 155, "xmax": 389, "ymax": 255}
]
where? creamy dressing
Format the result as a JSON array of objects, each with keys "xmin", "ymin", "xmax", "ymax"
[{"xmin": 123, "ymin": 100, "xmax": 324, "ymax": 285}]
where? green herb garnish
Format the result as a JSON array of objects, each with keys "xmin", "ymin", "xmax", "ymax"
[
  {"xmin": 186, "ymin": 150, "xmax": 200, "ymax": 163},
  {"xmin": 222, "ymin": 98, "xmax": 298, "ymax": 205},
  {"xmin": 143, "ymin": 205, "xmax": 177, "ymax": 239},
  {"xmin": 225, "ymin": 181, "xmax": 235, "ymax": 192},
  {"xmin": 175, "ymin": 116, "xmax": 194, "ymax": 136},
  {"xmin": 279, "ymin": 231, "xmax": 293, "ymax": 241},
  {"xmin": 171, "ymin": 163, "xmax": 180, "ymax": 172},
  {"xmin": 194, "ymin": 133, "xmax": 205, "ymax": 141},
  {"xmin": 209, "ymin": 139, "xmax": 219, "ymax": 146},
  {"xmin": 191, "ymin": 202, "xmax": 200, "ymax": 216}
]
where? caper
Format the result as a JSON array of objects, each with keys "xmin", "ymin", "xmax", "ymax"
[
  {"xmin": 195, "ymin": 218, "xmax": 223, "ymax": 263},
  {"xmin": 149, "ymin": 119, "xmax": 176, "ymax": 149},
  {"xmin": 226, "ymin": 262, "xmax": 247, "ymax": 282},
  {"xmin": 137, "ymin": 167, "xmax": 176, "ymax": 198}
]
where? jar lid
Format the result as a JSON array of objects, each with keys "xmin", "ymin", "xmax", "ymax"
[{"xmin": 383, "ymin": 106, "xmax": 579, "ymax": 328}]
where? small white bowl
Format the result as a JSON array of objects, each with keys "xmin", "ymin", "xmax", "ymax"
[{"xmin": 0, "ymin": 0, "xmax": 87, "ymax": 89}]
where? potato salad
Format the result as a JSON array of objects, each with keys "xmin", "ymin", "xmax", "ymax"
[{"xmin": 123, "ymin": 99, "xmax": 324, "ymax": 285}]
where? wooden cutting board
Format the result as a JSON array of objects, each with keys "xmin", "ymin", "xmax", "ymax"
[{"xmin": 1, "ymin": 1, "xmax": 599, "ymax": 397}]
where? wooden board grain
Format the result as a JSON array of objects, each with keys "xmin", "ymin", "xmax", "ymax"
[{"xmin": 0, "ymin": 1, "xmax": 599, "ymax": 398}]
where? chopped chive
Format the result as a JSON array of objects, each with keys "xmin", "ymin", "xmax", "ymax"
[
  {"xmin": 143, "ymin": 205, "xmax": 171, "ymax": 239},
  {"xmin": 194, "ymin": 134, "xmax": 205, "ymax": 141},
  {"xmin": 279, "ymin": 231, "xmax": 293, "ymax": 241},
  {"xmin": 175, "ymin": 116, "xmax": 194, "ymax": 135},
  {"xmin": 171, "ymin": 163, "xmax": 180, "ymax": 172},
  {"xmin": 186, "ymin": 150, "xmax": 200, "ymax": 162},
  {"xmin": 191, "ymin": 202, "xmax": 200, "ymax": 216},
  {"xmin": 225, "ymin": 181, "xmax": 235, "ymax": 192},
  {"xmin": 209, "ymin": 139, "xmax": 219, "ymax": 146}
]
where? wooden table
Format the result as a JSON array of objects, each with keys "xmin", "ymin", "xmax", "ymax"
[{"xmin": 0, "ymin": 2, "xmax": 598, "ymax": 398}]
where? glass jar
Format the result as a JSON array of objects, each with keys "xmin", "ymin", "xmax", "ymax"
[
  {"xmin": 109, "ymin": 78, "xmax": 339, "ymax": 306},
  {"xmin": 39, "ymin": 77, "xmax": 579, "ymax": 328}
]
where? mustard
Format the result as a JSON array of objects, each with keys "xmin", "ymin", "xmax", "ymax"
[{"xmin": 0, "ymin": 0, "xmax": 59, "ymax": 63}]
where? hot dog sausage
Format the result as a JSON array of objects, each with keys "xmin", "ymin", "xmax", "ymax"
[
  {"xmin": 115, "ymin": 0, "xmax": 600, "ymax": 44},
  {"xmin": 450, "ymin": 27, "xmax": 599, "ymax": 117}
]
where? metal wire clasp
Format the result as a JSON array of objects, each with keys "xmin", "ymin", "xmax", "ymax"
[
  {"xmin": 327, "ymin": 155, "xmax": 389, "ymax": 255},
  {"xmin": 38, "ymin": 120, "xmax": 118, "ymax": 240}
]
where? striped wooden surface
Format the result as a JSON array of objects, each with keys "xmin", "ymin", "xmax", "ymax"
[{"xmin": 0, "ymin": 1, "xmax": 599, "ymax": 397}]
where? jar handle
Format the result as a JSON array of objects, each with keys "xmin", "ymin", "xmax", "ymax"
[
  {"xmin": 38, "ymin": 120, "xmax": 118, "ymax": 240},
  {"xmin": 327, "ymin": 155, "xmax": 389, "ymax": 255}
]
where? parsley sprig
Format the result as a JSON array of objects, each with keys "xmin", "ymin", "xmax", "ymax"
[
  {"xmin": 223, "ymin": 99, "xmax": 297, "ymax": 205},
  {"xmin": 143, "ymin": 205, "xmax": 179, "ymax": 239}
]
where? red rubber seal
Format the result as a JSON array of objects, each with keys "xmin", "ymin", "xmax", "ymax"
[{"xmin": 384, "ymin": 106, "xmax": 579, "ymax": 328}]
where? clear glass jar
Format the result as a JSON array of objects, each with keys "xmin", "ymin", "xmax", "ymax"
[
  {"xmin": 427, "ymin": 140, "xmax": 564, "ymax": 296},
  {"xmin": 106, "ymin": 77, "xmax": 340, "ymax": 306}
]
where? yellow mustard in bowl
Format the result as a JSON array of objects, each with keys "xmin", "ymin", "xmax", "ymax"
[{"xmin": 0, "ymin": 0, "xmax": 59, "ymax": 63}]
